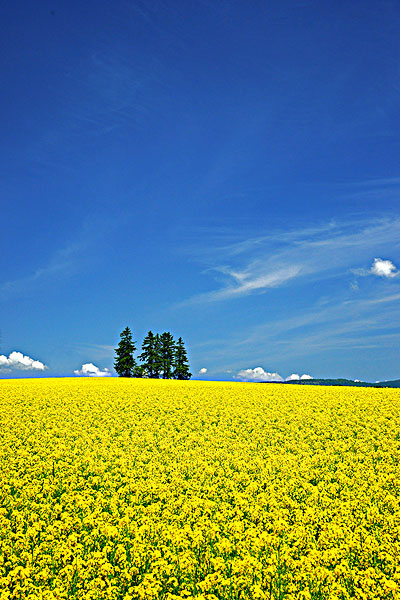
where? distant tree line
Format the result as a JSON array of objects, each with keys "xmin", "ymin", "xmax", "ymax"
[{"xmin": 114, "ymin": 326, "xmax": 191, "ymax": 380}]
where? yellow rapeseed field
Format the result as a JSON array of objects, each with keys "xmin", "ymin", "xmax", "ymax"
[{"xmin": 0, "ymin": 378, "xmax": 399, "ymax": 600}]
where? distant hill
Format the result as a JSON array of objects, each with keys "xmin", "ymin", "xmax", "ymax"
[{"xmin": 284, "ymin": 378, "xmax": 400, "ymax": 388}]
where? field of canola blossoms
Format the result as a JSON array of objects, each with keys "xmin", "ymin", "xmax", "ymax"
[{"xmin": 0, "ymin": 378, "xmax": 399, "ymax": 600}]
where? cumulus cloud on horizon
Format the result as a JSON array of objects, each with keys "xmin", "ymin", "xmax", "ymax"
[
  {"xmin": 74, "ymin": 363, "xmax": 111, "ymax": 377},
  {"xmin": 199, "ymin": 367, "xmax": 207, "ymax": 374},
  {"xmin": 236, "ymin": 367, "xmax": 313, "ymax": 382},
  {"xmin": 235, "ymin": 367, "xmax": 284, "ymax": 382},
  {"xmin": 0, "ymin": 351, "xmax": 47, "ymax": 371},
  {"xmin": 286, "ymin": 373, "xmax": 300, "ymax": 381}
]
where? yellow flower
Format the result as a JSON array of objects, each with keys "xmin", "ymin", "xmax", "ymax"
[{"xmin": 0, "ymin": 377, "xmax": 399, "ymax": 599}]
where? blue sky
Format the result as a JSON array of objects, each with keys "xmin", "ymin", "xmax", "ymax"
[{"xmin": 1, "ymin": 0, "xmax": 400, "ymax": 381}]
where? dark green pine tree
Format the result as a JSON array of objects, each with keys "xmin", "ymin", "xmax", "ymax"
[
  {"xmin": 173, "ymin": 337, "xmax": 191, "ymax": 380},
  {"xmin": 154, "ymin": 333, "xmax": 162, "ymax": 378},
  {"xmin": 114, "ymin": 326, "xmax": 137, "ymax": 377},
  {"xmin": 133, "ymin": 365, "xmax": 146, "ymax": 378},
  {"xmin": 139, "ymin": 330, "xmax": 162, "ymax": 378},
  {"xmin": 160, "ymin": 332, "xmax": 176, "ymax": 379}
]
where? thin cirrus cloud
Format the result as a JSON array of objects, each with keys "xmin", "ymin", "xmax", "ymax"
[
  {"xmin": 0, "ymin": 241, "xmax": 86, "ymax": 299},
  {"xmin": 0, "ymin": 351, "xmax": 47, "ymax": 371},
  {"xmin": 74, "ymin": 363, "xmax": 111, "ymax": 377},
  {"xmin": 181, "ymin": 217, "xmax": 400, "ymax": 305},
  {"xmin": 181, "ymin": 216, "xmax": 400, "ymax": 377},
  {"xmin": 190, "ymin": 279, "xmax": 400, "ymax": 372},
  {"xmin": 0, "ymin": 216, "xmax": 121, "ymax": 300}
]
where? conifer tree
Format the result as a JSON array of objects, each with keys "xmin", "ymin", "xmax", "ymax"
[
  {"xmin": 173, "ymin": 337, "xmax": 191, "ymax": 380},
  {"xmin": 159, "ymin": 331, "xmax": 176, "ymax": 379},
  {"xmin": 154, "ymin": 333, "xmax": 162, "ymax": 378},
  {"xmin": 133, "ymin": 364, "xmax": 145, "ymax": 378},
  {"xmin": 114, "ymin": 326, "xmax": 137, "ymax": 377},
  {"xmin": 139, "ymin": 330, "xmax": 162, "ymax": 378}
]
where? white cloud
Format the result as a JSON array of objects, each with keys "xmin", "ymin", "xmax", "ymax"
[
  {"xmin": 186, "ymin": 265, "xmax": 301, "ymax": 304},
  {"xmin": 286, "ymin": 373, "xmax": 300, "ymax": 381},
  {"xmin": 218, "ymin": 265, "xmax": 302, "ymax": 299},
  {"xmin": 236, "ymin": 367, "xmax": 284, "ymax": 382},
  {"xmin": 235, "ymin": 369, "xmax": 313, "ymax": 383},
  {"xmin": 198, "ymin": 367, "xmax": 207, "ymax": 374},
  {"xmin": 0, "ymin": 351, "xmax": 47, "ymax": 371},
  {"xmin": 370, "ymin": 258, "xmax": 398, "ymax": 278},
  {"xmin": 286, "ymin": 373, "xmax": 313, "ymax": 381},
  {"xmin": 74, "ymin": 363, "xmax": 111, "ymax": 377}
]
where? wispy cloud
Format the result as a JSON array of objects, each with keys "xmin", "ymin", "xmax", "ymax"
[
  {"xmin": 73, "ymin": 343, "xmax": 115, "ymax": 360},
  {"xmin": 181, "ymin": 216, "xmax": 400, "ymax": 304},
  {"xmin": 26, "ymin": 44, "xmax": 175, "ymax": 178},
  {"xmin": 193, "ymin": 288, "xmax": 400, "ymax": 372},
  {"xmin": 0, "ymin": 215, "xmax": 120, "ymax": 300},
  {"xmin": 192, "ymin": 264, "xmax": 302, "ymax": 303},
  {"xmin": 0, "ymin": 241, "xmax": 86, "ymax": 299}
]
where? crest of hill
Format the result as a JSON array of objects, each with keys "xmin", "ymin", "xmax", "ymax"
[{"xmin": 284, "ymin": 378, "xmax": 400, "ymax": 388}]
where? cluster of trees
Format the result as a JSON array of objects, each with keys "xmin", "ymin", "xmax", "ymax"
[{"xmin": 114, "ymin": 327, "xmax": 191, "ymax": 380}]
